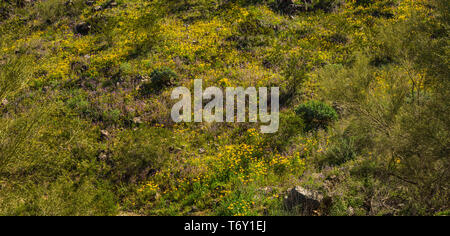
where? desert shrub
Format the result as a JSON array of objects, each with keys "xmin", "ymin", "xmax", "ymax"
[
  {"xmin": 263, "ymin": 112, "xmax": 304, "ymax": 151},
  {"xmin": 317, "ymin": 0, "xmax": 450, "ymax": 214},
  {"xmin": 0, "ymin": 0, "xmax": 27, "ymax": 9},
  {"xmin": 320, "ymin": 136, "xmax": 357, "ymax": 167},
  {"xmin": 327, "ymin": 32, "xmax": 349, "ymax": 45},
  {"xmin": 238, "ymin": 9, "xmax": 277, "ymax": 36},
  {"xmin": 353, "ymin": 0, "xmax": 376, "ymax": 6},
  {"xmin": 66, "ymin": 89, "xmax": 93, "ymax": 117},
  {"xmin": 230, "ymin": 6, "xmax": 281, "ymax": 50},
  {"xmin": 107, "ymin": 126, "xmax": 173, "ymax": 183},
  {"xmin": 279, "ymin": 52, "xmax": 310, "ymax": 106},
  {"xmin": 128, "ymin": 2, "xmax": 162, "ymax": 57},
  {"xmin": 302, "ymin": 0, "xmax": 343, "ymax": 12},
  {"xmin": 140, "ymin": 67, "xmax": 177, "ymax": 96},
  {"xmin": 295, "ymin": 100, "xmax": 338, "ymax": 131},
  {"xmin": 274, "ymin": 0, "xmax": 343, "ymax": 14},
  {"xmin": 150, "ymin": 67, "xmax": 178, "ymax": 88},
  {"xmin": 102, "ymin": 108, "xmax": 122, "ymax": 124},
  {"xmin": 0, "ymin": 2, "xmax": 11, "ymax": 20},
  {"xmin": 35, "ymin": 0, "xmax": 85, "ymax": 25},
  {"xmin": 216, "ymin": 188, "xmax": 258, "ymax": 216}
]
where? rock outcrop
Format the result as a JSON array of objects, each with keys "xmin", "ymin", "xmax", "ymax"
[
  {"xmin": 284, "ymin": 186, "xmax": 331, "ymax": 215},
  {"xmin": 75, "ymin": 22, "xmax": 91, "ymax": 35}
]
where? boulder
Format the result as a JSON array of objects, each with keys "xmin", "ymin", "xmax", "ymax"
[
  {"xmin": 103, "ymin": 1, "xmax": 118, "ymax": 9},
  {"xmin": 97, "ymin": 151, "xmax": 108, "ymax": 161},
  {"xmin": 93, "ymin": 5, "xmax": 103, "ymax": 11},
  {"xmin": 1, "ymin": 98, "xmax": 8, "ymax": 107},
  {"xmin": 75, "ymin": 22, "xmax": 91, "ymax": 35},
  {"xmin": 284, "ymin": 186, "xmax": 331, "ymax": 215},
  {"xmin": 100, "ymin": 130, "xmax": 110, "ymax": 140},
  {"xmin": 132, "ymin": 117, "xmax": 143, "ymax": 124}
]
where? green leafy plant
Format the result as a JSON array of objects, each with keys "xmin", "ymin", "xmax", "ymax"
[
  {"xmin": 295, "ymin": 100, "xmax": 338, "ymax": 131},
  {"xmin": 140, "ymin": 67, "xmax": 178, "ymax": 96}
]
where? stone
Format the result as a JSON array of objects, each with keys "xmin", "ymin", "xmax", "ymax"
[
  {"xmin": 132, "ymin": 117, "xmax": 143, "ymax": 124},
  {"xmin": 75, "ymin": 22, "xmax": 91, "ymax": 35},
  {"xmin": 284, "ymin": 186, "xmax": 330, "ymax": 215},
  {"xmin": 98, "ymin": 152, "xmax": 108, "ymax": 161},
  {"xmin": 104, "ymin": 1, "xmax": 118, "ymax": 9},
  {"xmin": 100, "ymin": 130, "xmax": 110, "ymax": 139},
  {"xmin": 93, "ymin": 5, "xmax": 103, "ymax": 11},
  {"xmin": 347, "ymin": 206, "xmax": 355, "ymax": 216}
]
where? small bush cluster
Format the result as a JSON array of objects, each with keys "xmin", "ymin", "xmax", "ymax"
[
  {"xmin": 295, "ymin": 100, "xmax": 338, "ymax": 131},
  {"xmin": 140, "ymin": 67, "xmax": 177, "ymax": 96}
]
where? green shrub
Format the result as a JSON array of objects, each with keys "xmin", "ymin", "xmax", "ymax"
[
  {"xmin": 107, "ymin": 126, "xmax": 172, "ymax": 183},
  {"xmin": 263, "ymin": 112, "xmax": 304, "ymax": 151},
  {"xmin": 140, "ymin": 68, "xmax": 177, "ymax": 96},
  {"xmin": 35, "ymin": 0, "xmax": 85, "ymax": 25},
  {"xmin": 274, "ymin": 0, "xmax": 342, "ymax": 14},
  {"xmin": 302, "ymin": 0, "xmax": 343, "ymax": 12},
  {"xmin": 102, "ymin": 109, "xmax": 121, "ymax": 124},
  {"xmin": 66, "ymin": 90, "xmax": 92, "ymax": 117},
  {"xmin": 320, "ymin": 136, "xmax": 357, "ymax": 167},
  {"xmin": 295, "ymin": 100, "xmax": 338, "ymax": 131}
]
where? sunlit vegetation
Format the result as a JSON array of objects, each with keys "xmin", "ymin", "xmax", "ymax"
[{"xmin": 0, "ymin": 0, "xmax": 448, "ymax": 215}]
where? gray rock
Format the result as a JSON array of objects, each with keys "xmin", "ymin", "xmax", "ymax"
[
  {"xmin": 132, "ymin": 117, "xmax": 143, "ymax": 124},
  {"xmin": 284, "ymin": 186, "xmax": 330, "ymax": 215},
  {"xmin": 100, "ymin": 130, "xmax": 110, "ymax": 139},
  {"xmin": 98, "ymin": 152, "xmax": 108, "ymax": 161},
  {"xmin": 93, "ymin": 5, "xmax": 103, "ymax": 11},
  {"xmin": 75, "ymin": 22, "xmax": 91, "ymax": 35},
  {"xmin": 103, "ymin": 1, "xmax": 118, "ymax": 9},
  {"xmin": 347, "ymin": 206, "xmax": 355, "ymax": 216}
]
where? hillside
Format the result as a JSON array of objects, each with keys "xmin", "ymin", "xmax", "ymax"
[{"xmin": 0, "ymin": 0, "xmax": 448, "ymax": 216}]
